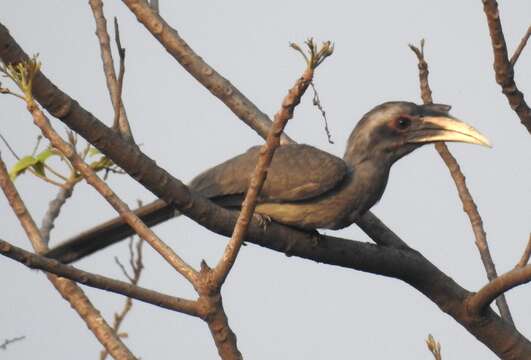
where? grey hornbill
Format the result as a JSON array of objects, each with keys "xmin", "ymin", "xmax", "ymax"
[{"xmin": 45, "ymin": 101, "xmax": 490, "ymax": 263}]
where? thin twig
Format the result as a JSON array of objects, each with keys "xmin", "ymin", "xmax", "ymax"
[
  {"xmin": 482, "ymin": 0, "xmax": 531, "ymax": 134},
  {"xmin": 25, "ymin": 98, "xmax": 197, "ymax": 283},
  {"xmin": 111, "ymin": 17, "xmax": 133, "ymax": 141},
  {"xmin": 211, "ymin": 40, "xmax": 332, "ymax": 288},
  {"xmin": 40, "ymin": 180, "xmax": 76, "ymax": 245},
  {"xmin": 0, "ymin": 155, "xmax": 136, "ymax": 360},
  {"xmin": 0, "ymin": 238, "xmax": 198, "ymax": 316},
  {"xmin": 516, "ymin": 234, "xmax": 531, "ymax": 269},
  {"xmin": 0, "ymin": 132, "xmax": 20, "ymax": 159},
  {"xmin": 468, "ymin": 264, "xmax": 531, "ymax": 316},
  {"xmin": 310, "ymin": 81, "xmax": 334, "ymax": 144},
  {"xmin": 101, "ymin": 236, "xmax": 145, "ymax": 360},
  {"xmin": 408, "ymin": 40, "xmax": 514, "ymax": 324},
  {"xmin": 88, "ymin": 0, "xmax": 134, "ymax": 141},
  {"xmin": 0, "ymin": 336, "xmax": 25, "ymax": 350},
  {"xmin": 510, "ymin": 25, "xmax": 531, "ymax": 66}
]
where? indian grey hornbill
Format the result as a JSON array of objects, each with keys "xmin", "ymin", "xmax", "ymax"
[{"xmin": 45, "ymin": 101, "xmax": 490, "ymax": 263}]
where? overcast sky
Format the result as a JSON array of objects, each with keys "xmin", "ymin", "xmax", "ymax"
[{"xmin": 1, "ymin": 1, "xmax": 530, "ymax": 359}]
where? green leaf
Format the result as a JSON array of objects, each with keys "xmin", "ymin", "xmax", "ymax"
[
  {"xmin": 9, "ymin": 155, "xmax": 38, "ymax": 180},
  {"xmin": 88, "ymin": 147, "xmax": 101, "ymax": 157},
  {"xmin": 35, "ymin": 147, "xmax": 60, "ymax": 162}
]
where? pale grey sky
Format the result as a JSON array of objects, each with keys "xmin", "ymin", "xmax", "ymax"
[{"xmin": 1, "ymin": 1, "xmax": 530, "ymax": 359}]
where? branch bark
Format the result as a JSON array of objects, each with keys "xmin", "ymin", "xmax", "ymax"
[
  {"xmin": 408, "ymin": 40, "xmax": 514, "ymax": 325},
  {"xmin": 468, "ymin": 264, "xmax": 531, "ymax": 316},
  {"xmin": 482, "ymin": 0, "xmax": 531, "ymax": 134},
  {"xmin": 0, "ymin": 155, "xmax": 136, "ymax": 360},
  {"xmin": 121, "ymin": 0, "xmax": 295, "ymax": 144},
  {"xmin": 0, "ymin": 238, "xmax": 199, "ymax": 316}
]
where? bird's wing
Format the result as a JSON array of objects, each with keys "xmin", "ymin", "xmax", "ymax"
[{"xmin": 190, "ymin": 144, "xmax": 347, "ymax": 202}]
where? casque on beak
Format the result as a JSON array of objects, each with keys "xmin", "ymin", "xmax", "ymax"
[{"xmin": 407, "ymin": 115, "xmax": 491, "ymax": 147}]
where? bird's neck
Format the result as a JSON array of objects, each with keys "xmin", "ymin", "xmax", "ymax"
[{"xmin": 341, "ymin": 152, "xmax": 392, "ymax": 220}]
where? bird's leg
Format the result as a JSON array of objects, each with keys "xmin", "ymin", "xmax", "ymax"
[{"xmin": 253, "ymin": 213, "xmax": 272, "ymax": 232}]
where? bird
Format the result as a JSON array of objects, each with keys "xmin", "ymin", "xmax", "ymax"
[{"xmin": 45, "ymin": 101, "xmax": 490, "ymax": 263}]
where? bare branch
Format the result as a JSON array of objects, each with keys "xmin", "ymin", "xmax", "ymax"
[
  {"xmin": 468, "ymin": 264, "xmax": 531, "ymax": 316},
  {"xmin": 121, "ymin": 0, "xmax": 295, "ymax": 144},
  {"xmin": 0, "ymin": 336, "xmax": 25, "ymax": 350},
  {"xmin": 408, "ymin": 40, "xmax": 514, "ymax": 325},
  {"xmin": 510, "ymin": 25, "xmax": 531, "ymax": 66},
  {"xmin": 0, "ymin": 155, "xmax": 136, "ymax": 360},
  {"xmin": 516, "ymin": 234, "xmax": 531, "ymax": 269},
  {"xmin": 23, "ymin": 98, "xmax": 198, "ymax": 284},
  {"xmin": 40, "ymin": 180, "xmax": 75, "ymax": 245},
  {"xmin": 212, "ymin": 40, "xmax": 332, "ymax": 288},
  {"xmin": 0, "ymin": 238, "xmax": 199, "ymax": 316},
  {"xmin": 482, "ymin": 0, "xmax": 531, "ymax": 134},
  {"xmin": 310, "ymin": 81, "xmax": 334, "ymax": 144},
  {"xmin": 89, "ymin": 0, "xmax": 134, "ymax": 141}
]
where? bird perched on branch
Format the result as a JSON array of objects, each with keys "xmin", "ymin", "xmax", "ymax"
[{"xmin": 45, "ymin": 101, "xmax": 490, "ymax": 263}]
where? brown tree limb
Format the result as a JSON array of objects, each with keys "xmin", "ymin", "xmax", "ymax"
[
  {"xmin": 0, "ymin": 238, "xmax": 199, "ymax": 316},
  {"xmin": 516, "ymin": 234, "xmax": 531, "ymax": 269},
  {"xmin": 89, "ymin": 0, "xmax": 134, "ymax": 141},
  {"xmin": 482, "ymin": 0, "xmax": 531, "ymax": 134},
  {"xmin": 23, "ymin": 98, "xmax": 198, "ymax": 284},
  {"xmin": 468, "ymin": 264, "xmax": 531, "ymax": 317},
  {"xmin": 1, "ymin": 23, "xmax": 530, "ymax": 359},
  {"xmin": 408, "ymin": 40, "xmax": 514, "ymax": 325},
  {"xmin": 212, "ymin": 41, "xmax": 332, "ymax": 288},
  {"xmin": 0, "ymin": 155, "xmax": 136, "ymax": 360},
  {"xmin": 510, "ymin": 25, "xmax": 531, "ymax": 66},
  {"xmin": 121, "ymin": 0, "xmax": 295, "ymax": 145}
]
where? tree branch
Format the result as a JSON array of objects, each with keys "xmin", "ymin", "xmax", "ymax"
[
  {"xmin": 408, "ymin": 40, "xmax": 514, "ymax": 325},
  {"xmin": 89, "ymin": 0, "xmax": 134, "ymax": 141},
  {"xmin": 0, "ymin": 155, "xmax": 136, "ymax": 360},
  {"xmin": 0, "ymin": 238, "xmax": 199, "ymax": 316},
  {"xmin": 516, "ymin": 234, "xmax": 531, "ymax": 269},
  {"xmin": 40, "ymin": 180, "xmax": 75, "ymax": 245},
  {"xmin": 510, "ymin": 25, "xmax": 531, "ymax": 66},
  {"xmin": 468, "ymin": 264, "xmax": 531, "ymax": 316},
  {"xmin": 212, "ymin": 40, "xmax": 332, "ymax": 288},
  {"xmin": 481, "ymin": 0, "xmax": 531, "ymax": 134},
  {"xmin": 24, "ymin": 98, "xmax": 198, "ymax": 284},
  {"xmin": 121, "ymin": 0, "xmax": 295, "ymax": 145}
]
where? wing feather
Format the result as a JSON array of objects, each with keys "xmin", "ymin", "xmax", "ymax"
[{"xmin": 189, "ymin": 144, "xmax": 347, "ymax": 203}]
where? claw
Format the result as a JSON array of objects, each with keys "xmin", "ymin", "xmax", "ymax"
[{"xmin": 254, "ymin": 213, "xmax": 272, "ymax": 231}]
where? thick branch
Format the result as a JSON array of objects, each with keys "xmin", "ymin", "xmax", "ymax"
[
  {"xmin": 468, "ymin": 264, "xmax": 531, "ymax": 316},
  {"xmin": 482, "ymin": 0, "xmax": 531, "ymax": 134},
  {"xmin": 0, "ymin": 238, "xmax": 199, "ymax": 316},
  {"xmin": 516, "ymin": 234, "xmax": 531, "ymax": 269},
  {"xmin": 121, "ymin": 0, "xmax": 294, "ymax": 144},
  {"xmin": 408, "ymin": 40, "xmax": 513, "ymax": 324},
  {"xmin": 1, "ymin": 22, "xmax": 530, "ymax": 359}
]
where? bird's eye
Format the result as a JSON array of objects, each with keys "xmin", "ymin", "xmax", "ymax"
[{"xmin": 394, "ymin": 117, "xmax": 411, "ymax": 130}]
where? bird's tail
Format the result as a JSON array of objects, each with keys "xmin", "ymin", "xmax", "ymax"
[{"xmin": 44, "ymin": 199, "xmax": 178, "ymax": 263}]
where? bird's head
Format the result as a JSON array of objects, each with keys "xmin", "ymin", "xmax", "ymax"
[{"xmin": 344, "ymin": 101, "xmax": 490, "ymax": 165}]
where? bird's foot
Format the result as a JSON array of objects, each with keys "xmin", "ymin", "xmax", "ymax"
[{"xmin": 254, "ymin": 213, "xmax": 272, "ymax": 232}]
